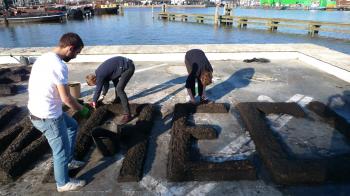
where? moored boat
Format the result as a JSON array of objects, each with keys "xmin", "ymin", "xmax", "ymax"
[
  {"xmin": 0, "ymin": 12, "xmax": 66, "ymax": 24},
  {"xmin": 94, "ymin": 3, "xmax": 119, "ymax": 15}
]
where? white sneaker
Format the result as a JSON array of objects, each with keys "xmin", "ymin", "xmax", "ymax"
[
  {"xmin": 98, "ymin": 94, "xmax": 105, "ymax": 101},
  {"xmin": 57, "ymin": 178, "xmax": 86, "ymax": 192},
  {"xmin": 68, "ymin": 159, "xmax": 86, "ymax": 170}
]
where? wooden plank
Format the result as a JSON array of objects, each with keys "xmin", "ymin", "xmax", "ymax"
[
  {"xmin": 220, "ymin": 16, "xmax": 234, "ymax": 19},
  {"xmin": 317, "ymin": 28, "xmax": 350, "ymax": 34},
  {"xmin": 270, "ymin": 23, "xmax": 309, "ymax": 30},
  {"xmin": 236, "ymin": 16, "xmax": 350, "ymax": 27},
  {"xmin": 220, "ymin": 19, "xmax": 234, "ymax": 23},
  {"xmin": 163, "ymin": 12, "xmax": 213, "ymax": 17},
  {"xmin": 244, "ymin": 21, "xmax": 267, "ymax": 26}
]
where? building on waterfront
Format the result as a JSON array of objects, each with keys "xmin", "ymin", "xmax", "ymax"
[
  {"xmin": 259, "ymin": 0, "xmax": 337, "ymax": 8},
  {"xmin": 170, "ymin": 0, "xmax": 207, "ymax": 5},
  {"xmin": 336, "ymin": 0, "xmax": 350, "ymax": 9}
]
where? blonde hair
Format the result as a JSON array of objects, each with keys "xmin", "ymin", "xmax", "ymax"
[
  {"xmin": 85, "ymin": 74, "xmax": 96, "ymax": 86},
  {"xmin": 200, "ymin": 71, "xmax": 213, "ymax": 86}
]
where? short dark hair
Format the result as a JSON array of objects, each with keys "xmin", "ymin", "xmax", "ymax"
[{"xmin": 58, "ymin": 32, "xmax": 84, "ymax": 50}]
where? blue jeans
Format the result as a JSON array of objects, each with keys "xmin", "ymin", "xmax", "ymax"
[{"xmin": 30, "ymin": 113, "xmax": 78, "ymax": 186}]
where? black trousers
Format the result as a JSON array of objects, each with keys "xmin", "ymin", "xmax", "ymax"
[
  {"xmin": 102, "ymin": 61, "xmax": 135, "ymax": 114},
  {"xmin": 185, "ymin": 63, "xmax": 203, "ymax": 97}
]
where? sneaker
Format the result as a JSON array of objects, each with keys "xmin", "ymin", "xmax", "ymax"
[
  {"xmin": 118, "ymin": 114, "xmax": 132, "ymax": 125},
  {"xmin": 98, "ymin": 94, "xmax": 105, "ymax": 101},
  {"xmin": 57, "ymin": 178, "xmax": 86, "ymax": 192},
  {"xmin": 68, "ymin": 159, "xmax": 86, "ymax": 170}
]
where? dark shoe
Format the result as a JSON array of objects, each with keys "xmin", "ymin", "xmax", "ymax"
[
  {"xmin": 200, "ymin": 97, "xmax": 213, "ymax": 104},
  {"xmin": 119, "ymin": 114, "xmax": 132, "ymax": 125},
  {"xmin": 112, "ymin": 97, "xmax": 121, "ymax": 104},
  {"xmin": 68, "ymin": 160, "xmax": 86, "ymax": 170},
  {"xmin": 19, "ymin": 56, "xmax": 30, "ymax": 66}
]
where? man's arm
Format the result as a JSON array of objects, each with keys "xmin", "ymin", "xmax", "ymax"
[
  {"xmin": 57, "ymin": 84, "xmax": 83, "ymax": 111},
  {"xmin": 102, "ymin": 81, "xmax": 109, "ymax": 96},
  {"xmin": 92, "ymin": 77, "xmax": 105, "ymax": 103}
]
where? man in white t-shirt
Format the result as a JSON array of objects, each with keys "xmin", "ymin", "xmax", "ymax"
[{"xmin": 28, "ymin": 33, "xmax": 89, "ymax": 192}]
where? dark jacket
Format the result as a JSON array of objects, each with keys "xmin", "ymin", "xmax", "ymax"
[
  {"xmin": 93, "ymin": 56, "xmax": 130, "ymax": 102},
  {"xmin": 185, "ymin": 49, "xmax": 213, "ymax": 88},
  {"xmin": 185, "ymin": 49, "xmax": 213, "ymax": 77}
]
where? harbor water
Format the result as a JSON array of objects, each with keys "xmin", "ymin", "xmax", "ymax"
[{"xmin": 0, "ymin": 7, "xmax": 349, "ymax": 54}]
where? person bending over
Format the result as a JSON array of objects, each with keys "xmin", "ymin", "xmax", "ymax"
[
  {"xmin": 86, "ymin": 56, "xmax": 135, "ymax": 124},
  {"xmin": 185, "ymin": 49, "xmax": 213, "ymax": 104}
]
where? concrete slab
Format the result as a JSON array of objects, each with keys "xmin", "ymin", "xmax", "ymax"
[
  {"xmin": 1, "ymin": 46, "xmax": 350, "ymax": 195},
  {"xmin": 1, "ymin": 43, "xmax": 350, "ymax": 71}
]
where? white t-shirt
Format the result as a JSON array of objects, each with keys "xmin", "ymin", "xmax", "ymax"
[{"xmin": 28, "ymin": 52, "xmax": 68, "ymax": 119}]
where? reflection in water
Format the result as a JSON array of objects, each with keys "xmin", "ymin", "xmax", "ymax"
[
  {"xmin": 8, "ymin": 26, "xmax": 19, "ymax": 46},
  {"xmin": 0, "ymin": 8, "xmax": 349, "ymax": 54}
]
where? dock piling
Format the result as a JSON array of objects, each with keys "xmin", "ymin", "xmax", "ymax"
[
  {"xmin": 238, "ymin": 18, "xmax": 248, "ymax": 28},
  {"xmin": 181, "ymin": 15, "xmax": 188, "ymax": 22},
  {"xmin": 196, "ymin": 16, "xmax": 204, "ymax": 23},
  {"xmin": 309, "ymin": 24, "xmax": 321, "ymax": 36},
  {"xmin": 214, "ymin": 4, "xmax": 219, "ymax": 25},
  {"xmin": 269, "ymin": 20, "xmax": 279, "ymax": 31}
]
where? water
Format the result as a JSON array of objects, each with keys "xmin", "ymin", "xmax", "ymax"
[{"xmin": 0, "ymin": 7, "xmax": 349, "ymax": 54}]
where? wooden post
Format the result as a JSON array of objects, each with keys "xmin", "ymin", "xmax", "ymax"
[
  {"xmin": 161, "ymin": 3, "xmax": 166, "ymax": 13},
  {"xmin": 196, "ymin": 16, "xmax": 204, "ymax": 23},
  {"xmin": 224, "ymin": 3, "xmax": 231, "ymax": 16},
  {"xmin": 181, "ymin": 15, "xmax": 188, "ymax": 22},
  {"xmin": 152, "ymin": 4, "xmax": 154, "ymax": 18},
  {"xmin": 309, "ymin": 23, "xmax": 321, "ymax": 37},
  {"xmin": 119, "ymin": 4, "xmax": 124, "ymax": 16},
  {"xmin": 269, "ymin": 20, "xmax": 279, "ymax": 31},
  {"xmin": 238, "ymin": 18, "xmax": 248, "ymax": 28},
  {"xmin": 230, "ymin": 3, "xmax": 234, "ymax": 16},
  {"xmin": 214, "ymin": 4, "xmax": 219, "ymax": 25}
]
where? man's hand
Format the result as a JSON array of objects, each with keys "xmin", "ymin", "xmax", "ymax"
[{"xmin": 57, "ymin": 84, "xmax": 83, "ymax": 111}]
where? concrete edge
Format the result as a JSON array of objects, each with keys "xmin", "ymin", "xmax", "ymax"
[
  {"xmin": 0, "ymin": 44, "xmax": 349, "ymax": 83},
  {"xmin": 0, "ymin": 44, "xmax": 333, "ymax": 55}
]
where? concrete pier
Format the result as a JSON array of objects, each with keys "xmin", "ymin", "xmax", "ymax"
[{"xmin": 0, "ymin": 44, "xmax": 350, "ymax": 195}]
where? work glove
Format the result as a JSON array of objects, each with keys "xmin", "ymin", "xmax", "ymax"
[
  {"xmin": 87, "ymin": 102, "xmax": 96, "ymax": 109},
  {"xmin": 78, "ymin": 106, "xmax": 91, "ymax": 119}
]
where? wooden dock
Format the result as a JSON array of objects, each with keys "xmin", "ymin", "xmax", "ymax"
[{"xmin": 157, "ymin": 12, "xmax": 350, "ymax": 37}]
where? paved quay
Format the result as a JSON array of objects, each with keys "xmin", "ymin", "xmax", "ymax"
[
  {"xmin": 1, "ymin": 44, "xmax": 350, "ymax": 72},
  {"xmin": 0, "ymin": 44, "xmax": 350, "ymax": 195}
]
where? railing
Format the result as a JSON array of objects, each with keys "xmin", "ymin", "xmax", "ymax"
[{"xmin": 157, "ymin": 12, "xmax": 350, "ymax": 37}]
